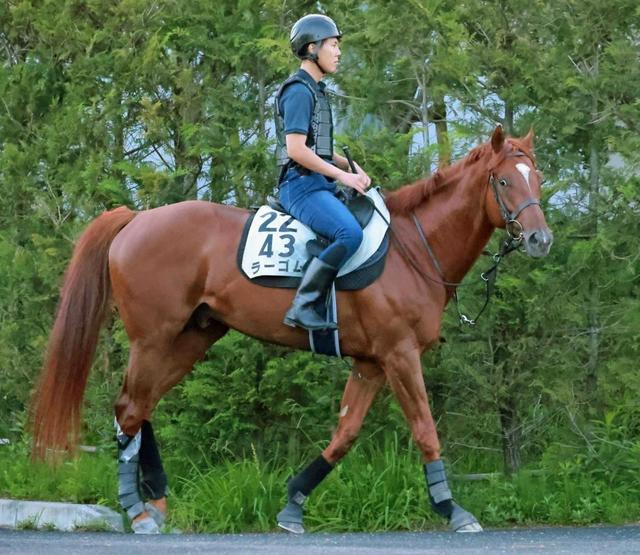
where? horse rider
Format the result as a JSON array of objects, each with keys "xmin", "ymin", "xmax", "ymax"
[{"xmin": 275, "ymin": 14, "xmax": 371, "ymax": 331}]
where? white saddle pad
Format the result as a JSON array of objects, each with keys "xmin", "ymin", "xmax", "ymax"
[{"xmin": 241, "ymin": 188, "xmax": 390, "ymax": 279}]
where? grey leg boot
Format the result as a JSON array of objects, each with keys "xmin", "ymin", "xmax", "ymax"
[
  {"xmin": 284, "ymin": 257, "xmax": 338, "ymax": 331},
  {"xmin": 277, "ymin": 455, "xmax": 334, "ymax": 534},
  {"xmin": 425, "ymin": 460, "xmax": 482, "ymax": 532}
]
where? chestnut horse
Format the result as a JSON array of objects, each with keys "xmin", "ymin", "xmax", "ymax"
[{"xmin": 32, "ymin": 126, "xmax": 552, "ymax": 534}]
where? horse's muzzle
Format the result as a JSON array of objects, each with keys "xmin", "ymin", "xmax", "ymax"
[{"xmin": 523, "ymin": 228, "xmax": 553, "ymax": 258}]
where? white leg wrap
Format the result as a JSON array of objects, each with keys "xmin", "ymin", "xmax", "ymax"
[{"xmin": 115, "ymin": 418, "xmax": 144, "ymax": 519}]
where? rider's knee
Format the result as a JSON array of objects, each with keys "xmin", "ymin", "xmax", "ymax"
[{"xmin": 340, "ymin": 224, "xmax": 363, "ymax": 256}]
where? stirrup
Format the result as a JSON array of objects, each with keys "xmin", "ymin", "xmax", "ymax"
[{"xmin": 283, "ymin": 312, "xmax": 337, "ymax": 331}]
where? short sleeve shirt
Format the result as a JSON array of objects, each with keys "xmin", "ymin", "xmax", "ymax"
[{"xmin": 278, "ymin": 81, "xmax": 315, "ymax": 136}]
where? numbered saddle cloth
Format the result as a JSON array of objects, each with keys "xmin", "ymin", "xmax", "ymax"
[{"xmin": 237, "ymin": 188, "xmax": 390, "ymax": 290}]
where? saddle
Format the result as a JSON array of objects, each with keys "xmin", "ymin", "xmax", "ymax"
[
  {"xmin": 266, "ymin": 190, "xmax": 376, "ymax": 229},
  {"xmin": 237, "ymin": 187, "xmax": 390, "ymax": 291}
]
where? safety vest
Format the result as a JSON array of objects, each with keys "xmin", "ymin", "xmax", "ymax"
[{"xmin": 275, "ymin": 71, "xmax": 334, "ymax": 169}]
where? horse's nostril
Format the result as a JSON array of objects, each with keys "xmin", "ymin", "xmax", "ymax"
[
  {"xmin": 528, "ymin": 229, "xmax": 552, "ymax": 248},
  {"xmin": 525, "ymin": 230, "xmax": 553, "ymax": 257}
]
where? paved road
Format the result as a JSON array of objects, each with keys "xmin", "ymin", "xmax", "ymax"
[{"xmin": 1, "ymin": 525, "xmax": 639, "ymax": 554}]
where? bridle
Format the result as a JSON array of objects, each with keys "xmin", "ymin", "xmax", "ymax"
[
  {"xmin": 393, "ymin": 150, "xmax": 541, "ymax": 326},
  {"xmin": 489, "ymin": 151, "xmax": 541, "ymax": 241}
]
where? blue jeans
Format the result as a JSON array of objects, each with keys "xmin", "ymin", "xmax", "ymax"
[{"xmin": 279, "ymin": 168, "xmax": 363, "ymax": 268}]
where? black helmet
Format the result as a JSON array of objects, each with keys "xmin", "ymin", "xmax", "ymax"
[{"xmin": 290, "ymin": 14, "xmax": 342, "ymax": 59}]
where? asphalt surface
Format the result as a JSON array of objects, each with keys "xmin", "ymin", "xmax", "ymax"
[{"xmin": 1, "ymin": 525, "xmax": 639, "ymax": 555}]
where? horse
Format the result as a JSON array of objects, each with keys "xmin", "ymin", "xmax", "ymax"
[{"xmin": 31, "ymin": 125, "xmax": 553, "ymax": 534}]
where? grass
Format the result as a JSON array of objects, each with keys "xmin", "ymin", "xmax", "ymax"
[
  {"xmin": 73, "ymin": 520, "xmax": 114, "ymax": 532},
  {"xmin": 0, "ymin": 443, "xmax": 118, "ymax": 510},
  {"xmin": 1, "ymin": 435, "xmax": 638, "ymax": 533},
  {"xmin": 16, "ymin": 516, "xmax": 41, "ymax": 530}
]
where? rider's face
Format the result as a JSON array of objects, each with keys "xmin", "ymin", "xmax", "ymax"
[{"xmin": 316, "ymin": 38, "xmax": 341, "ymax": 73}]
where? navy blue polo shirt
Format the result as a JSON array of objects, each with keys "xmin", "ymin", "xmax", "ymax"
[{"xmin": 278, "ymin": 69, "xmax": 327, "ymax": 137}]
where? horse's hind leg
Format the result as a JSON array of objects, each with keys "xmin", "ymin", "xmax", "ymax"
[
  {"xmin": 115, "ymin": 323, "xmax": 228, "ymax": 533},
  {"xmin": 138, "ymin": 420, "xmax": 167, "ymax": 522},
  {"xmin": 277, "ymin": 359, "xmax": 385, "ymax": 534}
]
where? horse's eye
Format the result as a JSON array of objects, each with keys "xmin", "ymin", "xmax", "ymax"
[{"xmin": 499, "ymin": 178, "xmax": 508, "ymax": 187}]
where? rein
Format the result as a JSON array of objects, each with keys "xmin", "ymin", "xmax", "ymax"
[
  {"xmin": 402, "ymin": 215, "xmax": 519, "ymax": 326},
  {"xmin": 393, "ymin": 150, "xmax": 539, "ymax": 326}
]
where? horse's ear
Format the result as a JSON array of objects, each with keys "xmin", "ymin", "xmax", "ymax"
[
  {"xmin": 523, "ymin": 127, "xmax": 535, "ymax": 150},
  {"xmin": 491, "ymin": 125, "xmax": 505, "ymax": 153}
]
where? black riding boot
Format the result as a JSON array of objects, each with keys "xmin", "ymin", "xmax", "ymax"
[{"xmin": 284, "ymin": 257, "xmax": 338, "ymax": 331}]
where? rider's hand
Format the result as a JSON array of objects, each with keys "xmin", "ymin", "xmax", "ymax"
[
  {"xmin": 353, "ymin": 162, "xmax": 372, "ymax": 189},
  {"xmin": 338, "ymin": 170, "xmax": 368, "ymax": 195}
]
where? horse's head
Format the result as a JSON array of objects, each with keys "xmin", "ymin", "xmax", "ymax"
[{"xmin": 484, "ymin": 125, "xmax": 553, "ymax": 258}]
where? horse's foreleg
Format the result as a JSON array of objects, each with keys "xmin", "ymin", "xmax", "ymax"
[
  {"xmin": 383, "ymin": 347, "xmax": 482, "ymax": 533},
  {"xmin": 322, "ymin": 361, "xmax": 386, "ymax": 464},
  {"xmin": 277, "ymin": 360, "xmax": 385, "ymax": 534},
  {"xmin": 115, "ymin": 323, "xmax": 228, "ymax": 533}
]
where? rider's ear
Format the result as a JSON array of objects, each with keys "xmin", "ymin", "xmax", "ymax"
[{"xmin": 491, "ymin": 125, "xmax": 505, "ymax": 153}]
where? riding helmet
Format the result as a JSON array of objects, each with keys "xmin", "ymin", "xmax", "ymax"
[{"xmin": 290, "ymin": 14, "xmax": 342, "ymax": 59}]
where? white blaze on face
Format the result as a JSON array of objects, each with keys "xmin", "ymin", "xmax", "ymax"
[{"xmin": 516, "ymin": 163, "xmax": 532, "ymax": 192}]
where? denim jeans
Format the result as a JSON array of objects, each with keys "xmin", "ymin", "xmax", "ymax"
[{"xmin": 279, "ymin": 168, "xmax": 362, "ymax": 268}]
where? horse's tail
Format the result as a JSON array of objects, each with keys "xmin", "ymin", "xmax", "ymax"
[{"xmin": 31, "ymin": 206, "xmax": 137, "ymax": 459}]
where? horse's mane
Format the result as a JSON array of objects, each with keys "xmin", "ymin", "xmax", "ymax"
[{"xmin": 385, "ymin": 138, "xmax": 534, "ymax": 215}]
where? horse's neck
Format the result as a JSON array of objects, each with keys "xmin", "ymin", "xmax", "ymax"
[{"xmin": 412, "ymin": 171, "xmax": 495, "ymax": 285}]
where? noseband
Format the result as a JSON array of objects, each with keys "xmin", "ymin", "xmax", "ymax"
[{"xmin": 489, "ymin": 152, "xmax": 541, "ymax": 240}]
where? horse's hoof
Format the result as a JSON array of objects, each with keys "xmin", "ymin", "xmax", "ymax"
[
  {"xmin": 144, "ymin": 502, "xmax": 166, "ymax": 528},
  {"xmin": 455, "ymin": 522, "xmax": 483, "ymax": 533},
  {"xmin": 131, "ymin": 515, "xmax": 161, "ymax": 534},
  {"xmin": 278, "ymin": 521, "xmax": 305, "ymax": 534},
  {"xmin": 450, "ymin": 503, "xmax": 482, "ymax": 533},
  {"xmin": 276, "ymin": 501, "xmax": 305, "ymax": 534}
]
